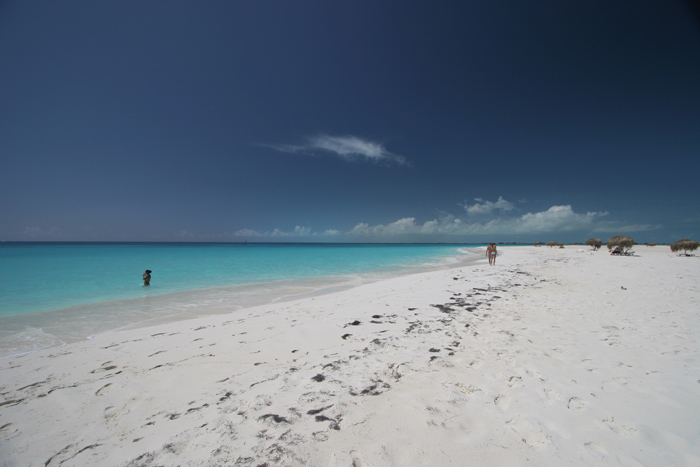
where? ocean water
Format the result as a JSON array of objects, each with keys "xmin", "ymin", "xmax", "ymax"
[{"xmin": 0, "ymin": 242, "xmax": 480, "ymax": 357}]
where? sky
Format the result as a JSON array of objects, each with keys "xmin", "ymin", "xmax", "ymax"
[{"xmin": 1, "ymin": 1, "xmax": 699, "ymax": 244}]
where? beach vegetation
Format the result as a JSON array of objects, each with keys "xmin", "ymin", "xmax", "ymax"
[
  {"xmin": 670, "ymin": 238, "xmax": 699, "ymax": 256},
  {"xmin": 585, "ymin": 238, "xmax": 602, "ymax": 250},
  {"xmin": 607, "ymin": 235, "xmax": 634, "ymax": 253}
]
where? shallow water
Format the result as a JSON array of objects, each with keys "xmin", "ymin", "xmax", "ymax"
[{"xmin": 0, "ymin": 242, "xmax": 481, "ymax": 357}]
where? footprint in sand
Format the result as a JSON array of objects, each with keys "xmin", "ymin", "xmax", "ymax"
[
  {"xmin": 543, "ymin": 388, "xmax": 564, "ymax": 401},
  {"xmin": 506, "ymin": 376, "xmax": 523, "ymax": 388},
  {"xmin": 465, "ymin": 359, "xmax": 482, "ymax": 369},
  {"xmin": 494, "ymin": 394, "xmax": 510, "ymax": 410},
  {"xmin": 506, "ymin": 418, "xmax": 551, "ymax": 448},
  {"xmin": 541, "ymin": 420, "xmax": 570, "ymax": 440},
  {"xmin": 91, "ymin": 361, "xmax": 118, "ymax": 373},
  {"xmin": 104, "ymin": 406, "xmax": 119, "ymax": 419},
  {"xmin": 601, "ymin": 378, "xmax": 627, "ymax": 392},
  {"xmin": 350, "ymin": 451, "xmax": 369, "ymax": 467},
  {"xmin": 604, "ymin": 418, "xmax": 638, "ymax": 437},
  {"xmin": 95, "ymin": 383, "xmax": 112, "ymax": 396},
  {"xmin": 456, "ymin": 383, "xmax": 481, "ymax": 396},
  {"xmin": 0, "ymin": 423, "xmax": 19, "ymax": 439},
  {"xmin": 582, "ymin": 441, "xmax": 608, "ymax": 462},
  {"xmin": 44, "ymin": 444, "xmax": 77, "ymax": 466},
  {"xmin": 567, "ymin": 396, "xmax": 587, "ymax": 410},
  {"xmin": 589, "ymin": 439, "xmax": 608, "ymax": 454}
]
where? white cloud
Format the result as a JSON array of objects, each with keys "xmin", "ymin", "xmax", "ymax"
[
  {"xmin": 347, "ymin": 205, "xmax": 612, "ymax": 237},
  {"xmin": 349, "ymin": 223, "xmax": 371, "ymax": 236},
  {"xmin": 295, "ymin": 226, "xmax": 313, "ymax": 236},
  {"xmin": 22, "ymin": 226, "xmax": 43, "ymax": 237},
  {"xmin": 513, "ymin": 205, "xmax": 605, "ymax": 233},
  {"xmin": 349, "ymin": 215, "xmax": 466, "ymax": 237},
  {"xmin": 234, "ymin": 228, "xmax": 264, "ymax": 237},
  {"xmin": 464, "ymin": 196, "xmax": 514, "ymax": 215},
  {"xmin": 270, "ymin": 226, "xmax": 313, "ymax": 237},
  {"xmin": 231, "ymin": 200, "xmax": 657, "ymax": 241},
  {"xmin": 451, "ymin": 206, "xmax": 607, "ymax": 235},
  {"xmin": 264, "ymin": 134, "xmax": 408, "ymax": 165},
  {"xmin": 377, "ymin": 217, "xmax": 418, "ymax": 235},
  {"xmin": 233, "ymin": 226, "xmax": 314, "ymax": 238}
]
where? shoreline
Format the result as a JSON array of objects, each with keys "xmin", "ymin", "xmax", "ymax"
[
  {"xmin": 1, "ymin": 246, "xmax": 698, "ymax": 466},
  {"xmin": 0, "ymin": 248, "xmax": 480, "ymax": 359},
  {"xmin": 0, "ymin": 243, "xmax": 479, "ymax": 319}
]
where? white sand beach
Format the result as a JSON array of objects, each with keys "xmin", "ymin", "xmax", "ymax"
[{"xmin": 1, "ymin": 246, "xmax": 699, "ymax": 466}]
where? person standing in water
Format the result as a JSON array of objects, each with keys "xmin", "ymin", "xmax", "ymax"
[{"xmin": 143, "ymin": 269, "xmax": 152, "ymax": 286}]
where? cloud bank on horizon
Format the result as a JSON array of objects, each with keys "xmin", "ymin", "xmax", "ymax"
[
  {"xmin": 211, "ymin": 198, "xmax": 660, "ymax": 241},
  {"xmin": 14, "ymin": 197, "xmax": 664, "ymax": 243}
]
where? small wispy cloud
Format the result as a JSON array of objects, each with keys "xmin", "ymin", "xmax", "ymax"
[
  {"xmin": 592, "ymin": 223, "xmax": 662, "ymax": 233},
  {"xmin": 463, "ymin": 196, "xmax": 514, "ymax": 215},
  {"xmin": 20, "ymin": 226, "xmax": 64, "ymax": 239},
  {"xmin": 263, "ymin": 134, "xmax": 408, "ymax": 166},
  {"xmin": 234, "ymin": 226, "xmax": 342, "ymax": 238}
]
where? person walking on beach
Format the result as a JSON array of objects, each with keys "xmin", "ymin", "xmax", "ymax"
[
  {"xmin": 486, "ymin": 243, "xmax": 497, "ymax": 265},
  {"xmin": 143, "ymin": 270, "xmax": 152, "ymax": 286}
]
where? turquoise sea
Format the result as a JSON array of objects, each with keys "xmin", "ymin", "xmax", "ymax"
[{"xmin": 0, "ymin": 242, "xmax": 481, "ymax": 357}]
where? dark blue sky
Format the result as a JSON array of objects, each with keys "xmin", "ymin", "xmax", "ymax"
[{"xmin": 2, "ymin": 1, "xmax": 699, "ymax": 243}]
